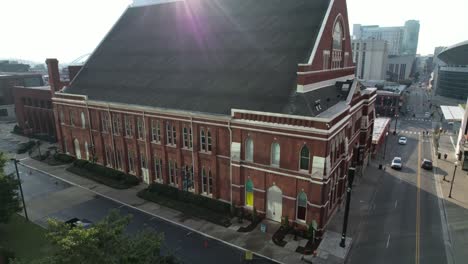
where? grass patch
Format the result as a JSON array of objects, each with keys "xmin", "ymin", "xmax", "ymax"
[
  {"xmin": 0, "ymin": 214, "xmax": 53, "ymax": 262},
  {"xmin": 66, "ymin": 160, "xmax": 139, "ymax": 189},
  {"xmin": 138, "ymin": 184, "xmax": 232, "ymax": 227}
]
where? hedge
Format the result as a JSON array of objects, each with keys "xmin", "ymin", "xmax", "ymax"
[
  {"xmin": 0, "ymin": 246, "xmax": 15, "ymax": 264},
  {"xmin": 53, "ymin": 153, "xmax": 75, "ymax": 163},
  {"xmin": 16, "ymin": 141, "xmax": 36, "ymax": 154},
  {"xmin": 146, "ymin": 182, "xmax": 231, "ymax": 215},
  {"xmin": 67, "ymin": 160, "xmax": 139, "ymax": 189},
  {"xmin": 138, "ymin": 183, "xmax": 232, "ymax": 227}
]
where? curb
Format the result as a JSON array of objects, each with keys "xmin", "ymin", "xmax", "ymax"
[
  {"xmin": 430, "ymin": 138, "xmax": 455, "ymax": 264},
  {"xmin": 18, "ymin": 161, "xmax": 284, "ymax": 264}
]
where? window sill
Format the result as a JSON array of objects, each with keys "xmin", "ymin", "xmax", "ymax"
[
  {"xmin": 182, "ymin": 147, "xmax": 193, "ymax": 151},
  {"xmin": 199, "ymin": 151, "xmax": 212, "ymax": 155},
  {"xmin": 124, "ymin": 136, "xmax": 134, "ymax": 139},
  {"xmin": 154, "ymin": 179, "xmax": 163, "ymax": 184},
  {"xmin": 166, "ymin": 144, "xmax": 177, "ymax": 148},
  {"xmin": 201, "ymin": 193, "xmax": 213, "ymax": 198},
  {"xmin": 169, "ymin": 183, "xmax": 178, "ymax": 188},
  {"xmin": 151, "ymin": 140, "xmax": 161, "ymax": 144}
]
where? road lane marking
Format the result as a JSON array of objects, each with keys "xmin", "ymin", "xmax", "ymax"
[
  {"xmin": 395, "ymin": 200, "xmax": 398, "ymax": 209},
  {"xmin": 416, "ymin": 134, "xmax": 421, "ymax": 264},
  {"xmin": 386, "ymin": 234, "xmax": 391, "ymax": 248}
]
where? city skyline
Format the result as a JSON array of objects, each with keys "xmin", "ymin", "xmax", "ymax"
[{"xmin": 0, "ymin": 0, "xmax": 467, "ymax": 63}]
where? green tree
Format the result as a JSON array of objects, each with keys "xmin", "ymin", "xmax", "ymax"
[
  {"xmin": 0, "ymin": 152, "xmax": 22, "ymax": 223},
  {"xmin": 14, "ymin": 210, "xmax": 178, "ymax": 264}
]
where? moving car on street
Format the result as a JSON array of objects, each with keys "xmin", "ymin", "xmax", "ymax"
[
  {"xmin": 421, "ymin": 159, "xmax": 433, "ymax": 170},
  {"xmin": 398, "ymin": 136, "xmax": 407, "ymax": 145},
  {"xmin": 391, "ymin": 157, "xmax": 403, "ymax": 170}
]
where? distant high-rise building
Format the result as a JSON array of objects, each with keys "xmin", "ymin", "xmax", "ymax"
[
  {"xmin": 402, "ymin": 20, "xmax": 420, "ymax": 55},
  {"xmin": 352, "ymin": 39, "xmax": 388, "ymax": 80},
  {"xmin": 353, "ymin": 20, "xmax": 420, "ymax": 56}
]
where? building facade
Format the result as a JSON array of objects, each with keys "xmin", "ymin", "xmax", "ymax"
[
  {"xmin": 402, "ymin": 20, "xmax": 420, "ymax": 55},
  {"xmin": 387, "ymin": 55, "xmax": 415, "ymax": 81},
  {"xmin": 53, "ymin": 0, "xmax": 375, "ymax": 231},
  {"xmin": 13, "ymin": 59, "xmax": 74, "ymax": 140},
  {"xmin": 352, "ymin": 39, "xmax": 388, "ymax": 80},
  {"xmin": 0, "ymin": 72, "xmax": 44, "ymax": 119},
  {"xmin": 434, "ymin": 41, "xmax": 468, "ymax": 100}
]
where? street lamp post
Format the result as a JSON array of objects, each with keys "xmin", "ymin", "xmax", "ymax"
[
  {"xmin": 383, "ymin": 132, "xmax": 389, "ymax": 160},
  {"xmin": 339, "ymin": 167, "xmax": 356, "ymax": 248},
  {"xmin": 449, "ymin": 162, "xmax": 458, "ymax": 198},
  {"xmin": 11, "ymin": 158, "xmax": 29, "ymax": 221},
  {"xmin": 394, "ymin": 114, "xmax": 399, "ymax": 134}
]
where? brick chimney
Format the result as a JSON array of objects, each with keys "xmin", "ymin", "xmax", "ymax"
[
  {"xmin": 68, "ymin": 65, "xmax": 83, "ymax": 82},
  {"xmin": 46, "ymin": 58, "xmax": 61, "ymax": 95}
]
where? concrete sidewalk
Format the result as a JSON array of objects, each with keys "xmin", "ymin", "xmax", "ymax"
[
  {"xmin": 433, "ymin": 134, "xmax": 468, "ymax": 264},
  {"xmin": 20, "ymin": 158, "xmax": 311, "ymax": 264}
]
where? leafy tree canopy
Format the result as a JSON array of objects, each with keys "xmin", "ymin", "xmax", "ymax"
[{"xmin": 0, "ymin": 152, "xmax": 22, "ymax": 224}]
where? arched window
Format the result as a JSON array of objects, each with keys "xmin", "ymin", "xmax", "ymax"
[
  {"xmin": 300, "ymin": 146, "xmax": 310, "ymax": 170},
  {"xmin": 332, "ymin": 22, "xmax": 343, "ymax": 69},
  {"xmin": 297, "ymin": 192, "xmax": 307, "ymax": 221},
  {"xmin": 245, "ymin": 179, "xmax": 254, "ymax": 207},
  {"xmin": 271, "ymin": 142, "xmax": 280, "ymax": 166},
  {"xmin": 245, "ymin": 138, "xmax": 253, "ymax": 162},
  {"xmin": 81, "ymin": 112, "xmax": 86, "ymax": 128},
  {"xmin": 333, "ymin": 22, "xmax": 343, "ymax": 50}
]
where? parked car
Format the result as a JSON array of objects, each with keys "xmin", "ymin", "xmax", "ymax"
[
  {"xmin": 65, "ymin": 218, "xmax": 93, "ymax": 229},
  {"xmin": 398, "ymin": 136, "xmax": 407, "ymax": 145},
  {"xmin": 391, "ymin": 157, "xmax": 403, "ymax": 170},
  {"xmin": 421, "ymin": 159, "xmax": 433, "ymax": 170}
]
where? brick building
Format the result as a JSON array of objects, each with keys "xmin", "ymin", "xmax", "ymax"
[
  {"xmin": 53, "ymin": 0, "xmax": 376, "ymax": 231},
  {"xmin": 0, "ymin": 72, "xmax": 43, "ymax": 119},
  {"xmin": 13, "ymin": 59, "xmax": 78, "ymax": 140}
]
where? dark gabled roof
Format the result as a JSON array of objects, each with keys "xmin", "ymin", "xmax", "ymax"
[{"xmin": 66, "ymin": 0, "xmax": 335, "ymax": 116}]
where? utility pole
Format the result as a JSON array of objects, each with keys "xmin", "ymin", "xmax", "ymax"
[
  {"xmin": 340, "ymin": 167, "xmax": 356, "ymax": 248},
  {"xmin": 383, "ymin": 132, "xmax": 389, "ymax": 160},
  {"xmin": 449, "ymin": 162, "xmax": 458, "ymax": 198},
  {"xmin": 394, "ymin": 114, "xmax": 399, "ymax": 134},
  {"xmin": 11, "ymin": 158, "xmax": 29, "ymax": 221}
]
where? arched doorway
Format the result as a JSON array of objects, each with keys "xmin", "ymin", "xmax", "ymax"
[
  {"xmin": 73, "ymin": 139, "xmax": 81, "ymax": 159},
  {"xmin": 267, "ymin": 185, "xmax": 283, "ymax": 222}
]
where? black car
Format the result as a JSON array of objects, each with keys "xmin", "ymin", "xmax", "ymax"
[
  {"xmin": 421, "ymin": 159, "xmax": 433, "ymax": 170},
  {"xmin": 65, "ymin": 218, "xmax": 93, "ymax": 229}
]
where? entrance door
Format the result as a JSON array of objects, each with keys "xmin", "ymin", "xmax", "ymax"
[
  {"xmin": 267, "ymin": 185, "xmax": 283, "ymax": 222},
  {"xmin": 73, "ymin": 139, "xmax": 81, "ymax": 160}
]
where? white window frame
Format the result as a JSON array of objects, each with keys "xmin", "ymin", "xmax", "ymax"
[
  {"xmin": 200, "ymin": 129, "xmax": 206, "ymax": 151},
  {"xmin": 323, "ymin": 50, "xmax": 330, "ymax": 70},
  {"xmin": 124, "ymin": 116, "xmax": 133, "ymax": 137},
  {"xmin": 299, "ymin": 145, "xmax": 310, "ymax": 171},
  {"xmin": 151, "ymin": 120, "xmax": 161, "ymax": 143},
  {"xmin": 112, "ymin": 114, "xmax": 121, "ymax": 136},
  {"xmin": 128, "ymin": 151, "xmax": 135, "ymax": 173},
  {"xmin": 271, "ymin": 142, "xmax": 280, "ymax": 167},
  {"xmin": 81, "ymin": 112, "xmax": 86, "ymax": 128},
  {"xmin": 207, "ymin": 130, "xmax": 212, "ymax": 152},
  {"xmin": 296, "ymin": 192, "xmax": 307, "ymax": 222},
  {"xmin": 245, "ymin": 137, "xmax": 253, "ymax": 162},
  {"xmin": 101, "ymin": 112, "xmax": 110, "ymax": 133},
  {"xmin": 137, "ymin": 117, "xmax": 144, "ymax": 140},
  {"xmin": 154, "ymin": 157, "xmax": 162, "ymax": 182},
  {"xmin": 183, "ymin": 127, "xmax": 189, "ymax": 148}
]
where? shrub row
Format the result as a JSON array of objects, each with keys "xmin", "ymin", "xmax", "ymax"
[
  {"xmin": 68, "ymin": 160, "xmax": 139, "ymax": 189},
  {"xmin": 137, "ymin": 189, "xmax": 231, "ymax": 227},
  {"xmin": 53, "ymin": 153, "xmax": 75, "ymax": 163},
  {"xmin": 146, "ymin": 182, "xmax": 231, "ymax": 215},
  {"xmin": 0, "ymin": 246, "xmax": 15, "ymax": 264},
  {"xmin": 16, "ymin": 141, "xmax": 36, "ymax": 154}
]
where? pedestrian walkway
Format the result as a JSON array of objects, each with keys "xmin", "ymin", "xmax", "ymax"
[
  {"xmin": 398, "ymin": 130, "xmax": 432, "ymax": 136},
  {"xmin": 432, "ymin": 134, "xmax": 468, "ymax": 264},
  {"xmin": 402, "ymin": 118, "xmax": 431, "ymax": 122},
  {"xmin": 19, "ymin": 158, "xmax": 309, "ymax": 264}
]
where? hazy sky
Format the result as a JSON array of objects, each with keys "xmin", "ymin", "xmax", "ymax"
[{"xmin": 1, "ymin": 0, "xmax": 467, "ymax": 64}]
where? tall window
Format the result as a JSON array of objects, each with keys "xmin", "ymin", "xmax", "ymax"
[
  {"xmin": 332, "ymin": 22, "xmax": 343, "ymax": 69},
  {"xmin": 154, "ymin": 157, "xmax": 162, "ymax": 182},
  {"xmin": 323, "ymin": 50, "xmax": 330, "ymax": 69},
  {"xmin": 140, "ymin": 152, "xmax": 147, "ymax": 169},
  {"xmin": 183, "ymin": 127, "xmax": 193, "ymax": 149},
  {"xmin": 202, "ymin": 167, "xmax": 208, "ymax": 194},
  {"xmin": 70, "ymin": 111, "xmax": 75, "ymax": 126},
  {"xmin": 300, "ymin": 146, "xmax": 310, "ymax": 170},
  {"xmin": 115, "ymin": 149, "xmax": 123, "ymax": 170},
  {"xmin": 125, "ymin": 116, "xmax": 133, "ymax": 137},
  {"xmin": 245, "ymin": 179, "xmax": 254, "ymax": 207},
  {"xmin": 183, "ymin": 165, "xmax": 194, "ymax": 191},
  {"xmin": 85, "ymin": 142, "xmax": 89, "ymax": 160},
  {"xmin": 297, "ymin": 192, "xmax": 307, "ymax": 221},
  {"xmin": 60, "ymin": 109, "xmax": 65, "ymax": 124},
  {"xmin": 81, "ymin": 112, "xmax": 86, "ymax": 128},
  {"xmin": 271, "ymin": 142, "xmax": 280, "ymax": 167},
  {"xmin": 105, "ymin": 146, "xmax": 113, "ymax": 167},
  {"xmin": 137, "ymin": 117, "xmax": 144, "ymax": 140},
  {"xmin": 208, "ymin": 169, "xmax": 213, "ymax": 194},
  {"xmin": 151, "ymin": 120, "xmax": 161, "ymax": 142},
  {"xmin": 207, "ymin": 130, "xmax": 212, "ymax": 152},
  {"xmin": 112, "ymin": 114, "xmax": 121, "ymax": 135},
  {"xmin": 166, "ymin": 122, "xmax": 176, "ymax": 146},
  {"xmin": 200, "ymin": 129, "xmax": 206, "ymax": 151},
  {"xmin": 245, "ymin": 138, "xmax": 253, "ymax": 162},
  {"xmin": 128, "ymin": 151, "xmax": 135, "ymax": 173},
  {"xmin": 101, "ymin": 112, "xmax": 110, "ymax": 133},
  {"xmin": 168, "ymin": 160, "xmax": 177, "ymax": 185}
]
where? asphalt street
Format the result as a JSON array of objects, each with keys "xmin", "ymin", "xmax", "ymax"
[
  {"xmin": 347, "ymin": 84, "xmax": 448, "ymax": 264},
  {"xmin": 3, "ymin": 161, "xmax": 276, "ymax": 264}
]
